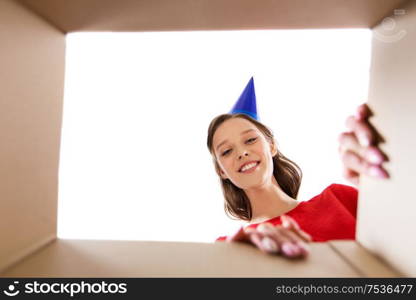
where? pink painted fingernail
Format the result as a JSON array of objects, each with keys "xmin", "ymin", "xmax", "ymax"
[
  {"xmin": 281, "ymin": 243, "xmax": 295, "ymax": 256},
  {"xmin": 262, "ymin": 237, "xmax": 278, "ymax": 253},
  {"xmin": 367, "ymin": 150, "xmax": 383, "ymax": 164},
  {"xmin": 358, "ymin": 133, "xmax": 370, "ymax": 147},
  {"xmin": 291, "ymin": 244, "xmax": 301, "ymax": 256},
  {"xmin": 368, "ymin": 166, "xmax": 388, "ymax": 178}
]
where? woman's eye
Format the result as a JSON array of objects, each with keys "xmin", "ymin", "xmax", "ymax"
[
  {"xmin": 222, "ymin": 149, "xmax": 231, "ymax": 156},
  {"xmin": 222, "ymin": 138, "xmax": 257, "ymax": 156}
]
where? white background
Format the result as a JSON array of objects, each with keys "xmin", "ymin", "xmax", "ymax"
[{"xmin": 58, "ymin": 29, "xmax": 371, "ymax": 242}]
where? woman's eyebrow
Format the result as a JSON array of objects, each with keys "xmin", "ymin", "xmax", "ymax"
[{"xmin": 216, "ymin": 129, "xmax": 255, "ymax": 151}]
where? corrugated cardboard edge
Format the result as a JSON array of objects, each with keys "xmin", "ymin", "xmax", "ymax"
[{"xmin": 328, "ymin": 241, "xmax": 402, "ymax": 277}]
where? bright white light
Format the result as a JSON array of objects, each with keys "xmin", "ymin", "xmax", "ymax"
[{"xmin": 58, "ymin": 29, "xmax": 371, "ymax": 242}]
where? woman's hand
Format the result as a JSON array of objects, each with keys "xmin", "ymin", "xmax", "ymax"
[
  {"xmin": 338, "ymin": 103, "xmax": 390, "ymax": 186},
  {"xmin": 226, "ymin": 215, "xmax": 312, "ymax": 258}
]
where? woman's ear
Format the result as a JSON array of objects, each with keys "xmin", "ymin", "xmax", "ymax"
[
  {"xmin": 215, "ymin": 162, "xmax": 228, "ymax": 180},
  {"xmin": 219, "ymin": 168, "xmax": 228, "ymax": 180}
]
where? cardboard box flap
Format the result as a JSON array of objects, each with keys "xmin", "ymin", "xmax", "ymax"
[
  {"xmin": 18, "ymin": 0, "xmax": 407, "ymax": 33},
  {"xmin": 0, "ymin": 0, "xmax": 65, "ymax": 274},
  {"xmin": 329, "ymin": 241, "xmax": 401, "ymax": 277},
  {"xmin": 1, "ymin": 0, "xmax": 414, "ymax": 278},
  {"xmin": 358, "ymin": 0, "xmax": 416, "ymax": 277},
  {"xmin": 2, "ymin": 239, "xmax": 360, "ymax": 277}
]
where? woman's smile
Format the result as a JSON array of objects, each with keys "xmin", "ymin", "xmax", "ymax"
[{"xmin": 239, "ymin": 161, "xmax": 261, "ymax": 174}]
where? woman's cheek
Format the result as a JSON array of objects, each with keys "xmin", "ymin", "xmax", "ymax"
[
  {"xmin": 219, "ymin": 158, "xmax": 232, "ymax": 176},
  {"xmin": 225, "ymin": 159, "xmax": 235, "ymax": 175}
]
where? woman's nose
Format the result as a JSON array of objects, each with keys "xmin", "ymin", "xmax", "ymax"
[{"xmin": 238, "ymin": 152, "xmax": 249, "ymax": 159}]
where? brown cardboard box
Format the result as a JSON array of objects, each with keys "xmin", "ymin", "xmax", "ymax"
[{"xmin": 0, "ymin": 0, "xmax": 413, "ymax": 277}]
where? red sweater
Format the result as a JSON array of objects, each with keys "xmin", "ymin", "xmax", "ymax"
[{"xmin": 216, "ymin": 183, "xmax": 358, "ymax": 242}]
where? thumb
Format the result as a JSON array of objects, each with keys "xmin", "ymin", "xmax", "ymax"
[
  {"xmin": 281, "ymin": 215, "xmax": 299, "ymax": 230},
  {"xmin": 281, "ymin": 215, "xmax": 312, "ymax": 242}
]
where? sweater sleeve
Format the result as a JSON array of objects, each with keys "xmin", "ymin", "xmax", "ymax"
[{"xmin": 215, "ymin": 236, "xmax": 227, "ymax": 242}]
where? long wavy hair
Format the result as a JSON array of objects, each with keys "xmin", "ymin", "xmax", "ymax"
[{"xmin": 207, "ymin": 113, "xmax": 302, "ymax": 221}]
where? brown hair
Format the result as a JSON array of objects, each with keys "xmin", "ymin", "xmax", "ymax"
[{"xmin": 207, "ymin": 113, "xmax": 302, "ymax": 221}]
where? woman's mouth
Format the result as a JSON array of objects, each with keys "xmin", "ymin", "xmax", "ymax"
[{"xmin": 239, "ymin": 161, "xmax": 260, "ymax": 173}]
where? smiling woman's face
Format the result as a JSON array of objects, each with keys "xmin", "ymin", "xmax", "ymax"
[{"xmin": 213, "ymin": 117, "xmax": 277, "ymax": 190}]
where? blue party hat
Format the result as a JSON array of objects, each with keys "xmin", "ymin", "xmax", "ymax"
[{"xmin": 229, "ymin": 77, "xmax": 258, "ymax": 120}]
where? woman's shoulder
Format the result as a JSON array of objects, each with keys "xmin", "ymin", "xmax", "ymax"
[
  {"xmin": 326, "ymin": 183, "xmax": 358, "ymax": 193},
  {"xmin": 305, "ymin": 183, "xmax": 357, "ymax": 200},
  {"xmin": 324, "ymin": 183, "xmax": 358, "ymax": 204},
  {"xmin": 311, "ymin": 183, "xmax": 359, "ymax": 217}
]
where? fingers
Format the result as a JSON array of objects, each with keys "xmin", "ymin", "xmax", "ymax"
[
  {"xmin": 281, "ymin": 215, "xmax": 312, "ymax": 243},
  {"xmin": 247, "ymin": 231, "xmax": 274, "ymax": 252},
  {"xmin": 256, "ymin": 222, "xmax": 309, "ymax": 258},
  {"xmin": 338, "ymin": 132, "xmax": 364, "ymax": 157},
  {"xmin": 244, "ymin": 226, "xmax": 280, "ymax": 254},
  {"xmin": 340, "ymin": 149, "xmax": 364, "ymax": 174},
  {"xmin": 280, "ymin": 215, "xmax": 311, "ymax": 256},
  {"xmin": 341, "ymin": 150, "xmax": 389, "ymax": 179},
  {"xmin": 355, "ymin": 103, "xmax": 372, "ymax": 121},
  {"xmin": 339, "ymin": 132, "xmax": 388, "ymax": 165},
  {"xmin": 281, "ymin": 214, "xmax": 300, "ymax": 230},
  {"xmin": 340, "ymin": 102, "xmax": 390, "ymax": 184},
  {"xmin": 347, "ymin": 105, "xmax": 387, "ymax": 145},
  {"xmin": 227, "ymin": 222, "xmax": 311, "ymax": 258},
  {"xmin": 275, "ymin": 225, "xmax": 309, "ymax": 256},
  {"xmin": 257, "ymin": 223, "xmax": 292, "ymax": 247},
  {"xmin": 345, "ymin": 116, "xmax": 374, "ymax": 147}
]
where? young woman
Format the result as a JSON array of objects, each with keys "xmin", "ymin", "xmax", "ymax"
[{"xmin": 207, "ymin": 103, "xmax": 389, "ymax": 259}]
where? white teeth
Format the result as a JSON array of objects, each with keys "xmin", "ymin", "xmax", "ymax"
[{"xmin": 241, "ymin": 162, "xmax": 258, "ymax": 172}]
